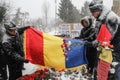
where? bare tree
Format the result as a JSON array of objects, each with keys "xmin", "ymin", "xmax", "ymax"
[
  {"xmin": 12, "ymin": 8, "xmax": 30, "ymax": 27},
  {"xmin": 12, "ymin": 8, "xmax": 21, "ymax": 25},
  {"xmin": 0, "ymin": 0, "xmax": 12, "ymax": 24},
  {"xmin": 29, "ymin": 18, "xmax": 45, "ymax": 31},
  {"xmin": 42, "ymin": 0, "xmax": 50, "ymax": 30}
]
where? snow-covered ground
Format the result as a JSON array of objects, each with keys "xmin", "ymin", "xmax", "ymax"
[
  {"xmin": 22, "ymin": 62, "xmax": 92, "ymax": 80},
  {"xmin": 22, "ymin": 62, "xmax": 39, "ymax": 75}
]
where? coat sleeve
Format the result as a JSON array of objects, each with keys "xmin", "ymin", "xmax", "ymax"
[
  {"xmin": 79, "ymin": 28, "xmax": 84, "ymax": 39},
  {"xmin": 84, "ymin": 28, "xmax": 96, "ymax": 41},
  {"xmin": 107, "ymin": 16, "xmax": 119, "ymax": 40},
  {"xmin": 17, "ymin": 26, "xmax": 30, "ymax": 35},
  {"xmin": 2, "ymin": 42, "xmax": 26, "ymax": 62}
]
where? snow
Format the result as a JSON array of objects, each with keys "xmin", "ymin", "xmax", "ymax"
[
  {"xmin": 22, "ymin": 63, "xmax": 92, "ymax": 80},
  {"xmin": 22, "ymin": 62, "xmax": 39, "ymax": 75}
]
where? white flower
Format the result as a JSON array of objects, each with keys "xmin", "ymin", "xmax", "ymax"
[
  {"xmin": 111, "ymin": 62, "xmax": 118, "ymax": 67},
  {"xmin": 110, "ymin": 68, "xmax": 115, "ymax": 74},
  {"xmin": 68, "ymin": 41, "xmax": 72, "ymax": 46}
]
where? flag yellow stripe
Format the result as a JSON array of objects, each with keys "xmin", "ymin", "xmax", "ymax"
[
  {"xmin": 23, "ymin": 31, "xmax": 26, "ymax": 59},
  {"xmin": 43, "ymin": 33, "xmax": 66, "ymax": 70},
  {"xmin": 99, "ymin": 48, "xmax": 113, "ymax": 63}
]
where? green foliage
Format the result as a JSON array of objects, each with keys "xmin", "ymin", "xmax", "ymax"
[
  {"xmin": 80, "ymin": 1, "xmax": 91, "ymax": 18},
  {"xmin": 58, "ymin": 0, "xmax": 81, "ymax": 23}
]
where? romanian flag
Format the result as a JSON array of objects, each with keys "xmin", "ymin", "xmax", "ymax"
[
  {"xmin": 97, "ymin": 24, "xmax": 113, "ymax": 80},
  {"xmin": 97, "ymin": 47, "xmax": 113, "ymax": 80},
  {"xmin": 23, "ymin": 27, "xmax": 87, "ymax": 70},
  {"xmin": 97, "ymin": 24, "xmax": 112, "ymax": 42}
]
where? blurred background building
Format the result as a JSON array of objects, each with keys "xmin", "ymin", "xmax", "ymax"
[{"xmin": 112, "ymin": 0, "xmax": 120, "ymax": 16}]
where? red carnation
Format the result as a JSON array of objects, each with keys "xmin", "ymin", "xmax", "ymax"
[
  {"xmin": 44, "ymin": 68, "xmax": 49, "ymax": 72},
  {"xmin": 40, "ymin": 75, "xmax": 46, "ymax": 79}
]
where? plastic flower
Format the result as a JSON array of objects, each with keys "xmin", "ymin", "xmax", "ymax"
[
  {"xmin": 110, "ymin": 68, "xmax": 115, "ymax": 74},
  {"xmin": 111, "ymin": 62, "xmax": 118, "ymax": 67}
]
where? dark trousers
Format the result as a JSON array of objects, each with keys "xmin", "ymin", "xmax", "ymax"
[
  {"xmin": 86, "ymin": 47, "xmax": 97, "ymax": 74},
  {"xmin": 115, "ymin": 64, "xmax": 120, "ymax": 80},
  {"xmin": 0, "ymin": 64, "xmax": 7, "ymax": 80},
  {"xmin": 112, "ymin": 39, "xmax": 120, "ymax": 80},
  {"xmin": 8, "ymin": 63, "xmax": 22, "ymax": 80}
]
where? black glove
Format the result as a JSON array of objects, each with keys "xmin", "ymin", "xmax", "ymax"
[
  {"xmin": 74, "ymin": 37, "xmax": 80, "ymax": 39},
  {"xmin": 25, "ymin": 26, "xmax": 30, "ymax": 29},
  {"xmin": 92, "ymin": 40, "xmax": 99, "ymax": 47},
  {"xmin": 24, "ymin": 59, "xmax": 29, "ymax": 63},
  {"xmin": 85, "ymin": 42, "xmax": 93, "ymax": 47},
  {"xmin": 18, "ymin": 26, "xmax": 31, "ymax": 34}
]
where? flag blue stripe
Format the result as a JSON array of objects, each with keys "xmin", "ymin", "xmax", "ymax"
[{"xmin": 65, "ymin": 39, "xmax": 88, "ymax": 68}]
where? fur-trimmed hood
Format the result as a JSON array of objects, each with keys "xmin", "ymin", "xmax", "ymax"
[
  {"xmin": 96, "ymin": 5, "xmax": 120, "ymax": 40},
  {"xmin": 80, "ymin": 16, "xmax": 92, "ymax": 27}
]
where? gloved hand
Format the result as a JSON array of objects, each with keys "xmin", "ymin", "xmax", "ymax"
[
  {"xmin": 18, "ymin": 26, "xmax": 31, "ymax": 34},
  {"xmin": 92, "ymin": 40, "xmax": 99, "ymax": 47},
  {"xmin": 25, "ymin": 26, "xmax": 30, "ymax": 29},
  {"xmin": 74, "ymin": 37, "xmax": 80, "ymax": 39},
  {"xmin": 24, "ymin": 59, "xmax": 29, "ymax": 63},
  {"xmin": 22, "ymin": 26, "xmax": 30, "ymax": 30},
  {"xmin": 85, "ymin": 42, "xmax": 93, "ymax": 47}
]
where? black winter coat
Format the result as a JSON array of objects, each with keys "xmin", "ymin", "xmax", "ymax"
[
  {"xmin": 95, "ymin": 6, "xmax": 120, "ymax": 62},
  {"xmin": 0, "ymin": 29, "xmax": 5, "ymax": 64},
  {"xmin": 2, "ymin": 27, "xmax": 29, "ymax": 64},
  {"xmin": 79, "ymin": 27, "xmax": 96, "ymax": 42}
]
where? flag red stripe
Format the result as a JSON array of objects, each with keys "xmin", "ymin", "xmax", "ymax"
[
  {"xmin": 97, "ymin": 60, "xmax": 110, "ymax": 80},
  {"xmin": 97, "ymin": 24, "xmax": 112, "ymax": 42},
  {"xmin": 25, "ymin": 27, "xmax": 44, "ymax": 65}
]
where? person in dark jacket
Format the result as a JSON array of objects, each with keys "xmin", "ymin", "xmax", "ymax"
[
  {"xmin": 89, "ymin": 0, "xmax": 120, "ymax": 80},
  {"xmin": 2, "ymin": 21, "xmax": 29, "ymax": 80},
  {"xmin": 0, "ymin": 28, "xmax": 7, "ymax": 80},
  {"xmin": 79, "ymin": 16, "xmax": 97, "ymax": 76}
]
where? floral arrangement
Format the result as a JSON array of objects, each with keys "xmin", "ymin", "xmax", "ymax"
[
  {"xmin": 17, "ymin": 66, "xmax": 95, "ymax": 80},
  {"xmin": 16, "ymin": 40, "xmax": 118, "ymax": 80}
]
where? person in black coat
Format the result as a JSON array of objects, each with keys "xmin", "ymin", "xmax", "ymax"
[
  {"xmin": 79, "ymin": 16, "xmax": 97, "ymax": 75},
  {"xmin": 0, "ymin": 28, "xmax": 7, "ymax": 80},
  {"xmin": 2, "ymin": 21, "xmax": 29, "ymax": 80},
  {"xmin": 89, "ymin": 0, "xmax": 120, "ymax": 79}
]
